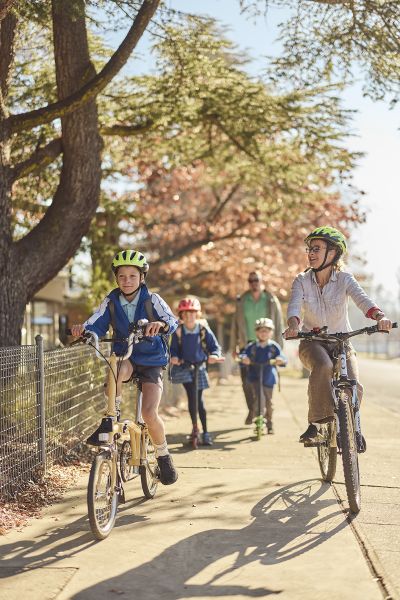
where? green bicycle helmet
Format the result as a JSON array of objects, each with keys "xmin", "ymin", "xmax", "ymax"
[
  {"xmin": 111, "ymin": 249, "xmax": 149, "ymax": 275},
  {"xmin": 304, "ymin": 226, "xmax": 347, "ymax": 255}
]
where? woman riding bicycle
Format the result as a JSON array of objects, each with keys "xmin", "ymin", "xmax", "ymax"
[{"xmin": 283, "ymin": 226, "xmax": 392, "ymax": 445}]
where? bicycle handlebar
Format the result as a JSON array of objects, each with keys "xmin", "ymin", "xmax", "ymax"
[
  {"xmin": 286, "ymin": 322, "xmax": 398, "ymax": 342},
  {"xmin": 66, "ymin": 319, "xmax": 152, "ymax": 361}
]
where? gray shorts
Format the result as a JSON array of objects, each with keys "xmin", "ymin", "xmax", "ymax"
[{"xmin": 125, "ymin": 364, "xmax": 165, "ymax": 389}]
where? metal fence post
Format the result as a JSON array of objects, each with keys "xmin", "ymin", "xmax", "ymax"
[{"xmin": 35, "ymin": 335, "xmax": 46, "ymax": 473}]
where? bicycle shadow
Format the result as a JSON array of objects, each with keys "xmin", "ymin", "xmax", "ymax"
[
  {"xmin": 0, "ymin": 487, "xmax": 149, "ymax": 577},
  {"xmin": 71, "ymin": 478, "xmax": 346, "ymax": 599}
]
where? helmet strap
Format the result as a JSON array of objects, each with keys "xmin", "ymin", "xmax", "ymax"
[{"xmin": 311, "ymin": 246, "xmax": 340, "ymax": 273}]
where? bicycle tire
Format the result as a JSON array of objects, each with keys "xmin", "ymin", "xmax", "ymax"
[
  {"xmin": 254, "ymin": 416, "xmax": 264, "ymax": 441},
  {"xmin": 120, "ymin": 440, "xmax": 135, "ymax": 482},
  {"xmin": 87, "ymin": 452, "xmax": 118, "ymax": 540},
  {"xmin": 140, "ymin": 434, "xmax": 158, "ymax": 499},
  {"xmin": 338, "ymin": 396, "xmax": 361, "ymax": 513},
  {"xmin": 317, "ymin": 421, "xmax": 337, "ymax": 482}
]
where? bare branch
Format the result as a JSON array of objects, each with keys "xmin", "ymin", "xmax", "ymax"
[
  {"xmin": 7, "ymin": 0, "xmax": 160, "ymax": 135},
  {"xmin": 207, "ymin": 183, "xmax": 241, "ymax": 223},
  {"xmin": 11, "ymin": 138, "xmax": 62, "ymax": 182},
  {"xmin": 100, "ymin": 119, "xmax": 155, "ymax": 137}
]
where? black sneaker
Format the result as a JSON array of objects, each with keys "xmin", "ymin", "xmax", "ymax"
[
  {"xmin": 157, "ymin": 454, "xmax": 178, "ymax": 485},
  {"xmin": 267, "ymin": 424, "xmax": 274, "ymax": 435},
  {"xmin": 299, "ymin": 424, "xmax": 324, "ymax": 446},
  {"xmin": 86, "ymin": 417, "xmax": 113, "ymax": 446}
]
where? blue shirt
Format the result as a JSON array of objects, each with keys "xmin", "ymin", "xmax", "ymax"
[
  {"xmin": 119, "ymin": 292, "xmax": 140, "ymax": 323},
  {"xmin": 170, "ymin": 322, "xmax": 221, "ymax": 364},
  {"xmin": 243, "ymin": 340, "xmax": 286, "ymax": 387}
]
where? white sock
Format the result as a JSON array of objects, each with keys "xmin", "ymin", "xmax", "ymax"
[{"xmin": 155, "ymin": 440, "xmax": 169, "ymax": 457}]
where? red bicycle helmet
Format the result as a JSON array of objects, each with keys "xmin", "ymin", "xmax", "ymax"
[{"xmin": 178, "ymin": 297, "xmax": 201, "ymax": 312}]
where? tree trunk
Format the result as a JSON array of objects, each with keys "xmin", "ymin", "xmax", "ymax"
[
  {"xmin": 2, "ymin": 0, "xmax": 103, "ymax": 346},
  {"xmin": 0, "ymin": 0, "xmax": 160, "ymax": 346}
]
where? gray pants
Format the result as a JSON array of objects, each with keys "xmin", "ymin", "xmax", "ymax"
[
  {"xmin": 250, "ymin": 384, "xmax": 273, "ymax": 425},
  {"xmin": 299, "ymin": 339, "xmax": 363, "ymax": 423},
  {"xmin": 240, "ymin": 363, "xmax": 256, "ymax": 411}
]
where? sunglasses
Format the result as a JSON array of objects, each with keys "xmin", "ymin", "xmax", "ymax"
[{"xmin": 248, "ymin": 278, "xmax": 259, "ymax": 283}]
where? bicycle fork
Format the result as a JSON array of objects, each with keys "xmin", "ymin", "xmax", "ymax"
[{"xmin": 332, "ymin": 349, "xmax": 365, "ymax": 453}]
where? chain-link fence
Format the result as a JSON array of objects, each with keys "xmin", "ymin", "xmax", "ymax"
[{"xmin": 0, "ymin": 337, "xmax": 110, "ymax": 499}]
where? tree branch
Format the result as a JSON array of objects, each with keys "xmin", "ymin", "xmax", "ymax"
[
  {"xmin": 100, "ymin": 119, "xmax": 155, "ymax": 137},
  {"xmin": 207, "ymin": 183, "xmax": 241, "ymax": 223},
  {"xmin": 7, "ymin": 0, "xmax": 160, "ymax": 135},
  {"xmin": 153, "ymin": 218, "xmax": 253, "ymax": 267},
  {"xmin": 0, "ymin": 0, "xmax": 15, "ymax": 22},
  {"xmin": 11, "ymin": 138, "xmax": 62, "ymax": 182}
]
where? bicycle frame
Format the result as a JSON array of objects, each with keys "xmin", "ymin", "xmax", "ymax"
[
  {"xmin": 330, "ymin": 339, "xmax": 361, "ymax": 453},
  {"xmin": 75, "ymin": 322, "xmax": 156, "ymax": 476}
]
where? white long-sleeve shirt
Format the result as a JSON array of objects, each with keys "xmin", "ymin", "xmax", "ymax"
[{"xmin": 287, "ymin": 269, "xmax": 377, "ymax": 333}]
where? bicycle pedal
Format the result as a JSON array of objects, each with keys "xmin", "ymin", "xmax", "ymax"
[{"xmin": 303, "ymin": 439, "xmax": 325, "ymax": 447}]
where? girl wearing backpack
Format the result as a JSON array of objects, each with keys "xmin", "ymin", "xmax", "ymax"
[{"xmin": 170, "ymin": 297, "xmax": 224, "ymax": 446}]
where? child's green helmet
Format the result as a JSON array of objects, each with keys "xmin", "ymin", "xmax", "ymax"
[
  {"xmin": 304, "ymin": 226, "xmax": 347, "ymax": 255},
  {"xmin": 111, "ymin": 250, "xmax": 149, "ymax": 274}
]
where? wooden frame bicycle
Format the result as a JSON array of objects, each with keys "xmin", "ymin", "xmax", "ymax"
[{"xmin": 69, "ymin": 322, "xmax": 159, "ymax": 540}]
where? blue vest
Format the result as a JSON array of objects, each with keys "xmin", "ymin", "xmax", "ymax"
[{"xmin": 85, "ymin": 285, "xmax": 178, "ymax": 367}]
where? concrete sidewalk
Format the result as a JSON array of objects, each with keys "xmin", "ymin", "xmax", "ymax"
[{"xmin": 0, "ymin": 375, "xmax": 398, "ymax": 600}]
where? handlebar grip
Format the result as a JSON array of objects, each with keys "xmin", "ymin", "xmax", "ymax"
[
  {"xmin": 393, "ymin": 322, "xmax": 398, "ymax": 328},
  {"xmin": 66, "ymin": 328, "xmax": 73, "ymax": 336}
]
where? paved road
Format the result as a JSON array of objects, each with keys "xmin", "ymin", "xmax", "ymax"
[
  {"xmin": 0, "ymin": 374, "xmax": 399, "ymax": 600},
  {"xmin": 358, "ymin": 357, "xmax": 400, "ymax": 414}
]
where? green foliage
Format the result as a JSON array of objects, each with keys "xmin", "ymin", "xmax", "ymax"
[{"xmin": 241, "ymin": 0, "xmax": 400, "ymax": 103}]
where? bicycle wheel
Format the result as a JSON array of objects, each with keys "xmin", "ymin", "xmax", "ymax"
[
  {"xmin": 140, "ymin": 433, "xmax": 159, "ymax": 499},
  {"xmin": 254, "ymin": 415, "xmax": 264, "ymax": 441},
  {"xmin": 87, "ymin": 451, "xmax": 118, "ymax": 540},
  {"xmin": 120, "ymin": 440, "xmax": 136, "ymax": 482},
  {"xmin": 318, "ymin": 421, "xmax": 337, "ymax": 482},
  {"xmin": 338, "ymin": 397, "xmax": 361, "ymax": 513}
]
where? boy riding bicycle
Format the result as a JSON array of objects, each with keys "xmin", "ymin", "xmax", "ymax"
[
  {"xmin": 71, "ymin": 249, "xmax": 179, "ymax": 485},
  {"xmin": 240, "ymin": 318, "xmax": 287, "ymax": 434},
  {"xmin": 170, "ymin": 297, "xmax": 224, "ymax": 446}
]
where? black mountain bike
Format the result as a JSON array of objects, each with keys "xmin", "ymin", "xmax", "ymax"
[{"xmin": 288, "ymin": 322, "xmax": 397, "ymax": 513}]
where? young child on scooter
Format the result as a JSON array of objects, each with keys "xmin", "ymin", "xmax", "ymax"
[
  {"xmin": 241, "ymin": 318, "xmax": 287, "ymax": 434},
  {"xmin": 170, "ymin": 297, "xmax": 224, "ymax": 446}
]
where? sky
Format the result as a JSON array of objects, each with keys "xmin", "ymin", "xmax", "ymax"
[{"xmin": 114, "ymin": 0, "xmax": 400, "ymax": 302}]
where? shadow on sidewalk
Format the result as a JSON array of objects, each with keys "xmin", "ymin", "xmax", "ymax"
[
  {"xmin": 70, "ymin": 479, "xmax": 345, "ymax": 599},
  {"xmin": 0, "ymin": 495, "xmax": 149, "ymax": 577},
  {"xmin": 167, "ymin": 427, "xmax": 247, "ymax": 453}
]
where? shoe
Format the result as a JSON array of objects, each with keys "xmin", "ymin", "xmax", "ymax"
[
  {"xmin": 299, "ymin": 424, "xmax": 324, "ymax": 446},
  {"xmin": 245, "ymin": 411, "xmax": 254, "ymax": 425},
  {"xmin": 201, "ymin": 432, "xmax": 213, "ymax": 446},
  {"xmin": 86, "ymin": 417, "xmax": 114, "ymax": 446},
  {"xmin": 267, "ymin": 424, "xmax": 274, "ymax": 435},
  {"xmin": 156, "ymin": 454, "xmax": 178, "ymax": 485}
]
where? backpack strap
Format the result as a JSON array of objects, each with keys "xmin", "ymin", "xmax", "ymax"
[
  {"xmin": 144, "ymin": 294, "xmax": 156, "ymax": 322},
  {"xmin": 250, "ymin": 343, "xmax": 257, "ymax": 360},
  {"xmin": 199, "ymin": 325, "xmax": 208, "ymax": 356},
  {"xmin": 108, "ymin": 299, "xmax": 117, "ymax": 338}
]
